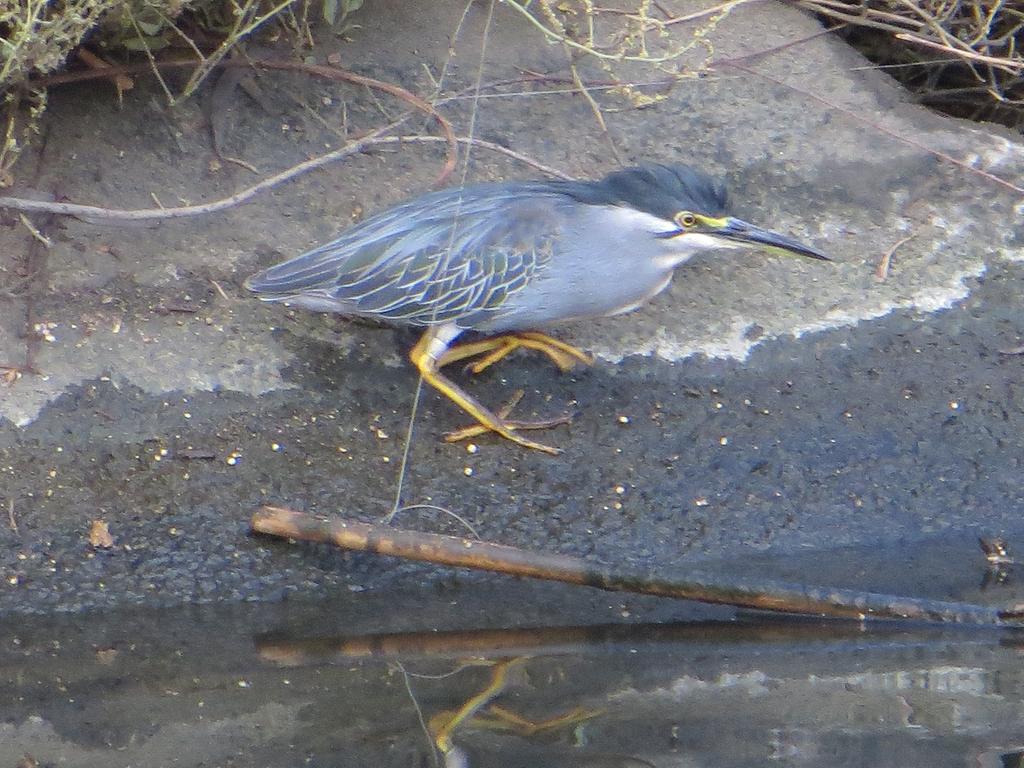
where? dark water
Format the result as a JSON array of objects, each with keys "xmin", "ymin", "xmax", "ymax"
[{"xmin": 4, "ymin": 558, "xmax": 1024, "ymax": 768}]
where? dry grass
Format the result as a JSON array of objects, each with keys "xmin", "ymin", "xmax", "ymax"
[
  {"xmin": 0, "ymin": 0, "xmax": 305, "ymax": 185},
  {"xmin": 795, "ymin": 0, "xmax": 1024, "ymax": 126},
  {"xmin": 0, "ymin": 0, "xmax": 1020, "ymax": 185},
  {"xmin": 504, "ymin": 0, "xmax": 1023, "ymax": 125},
  {"xmin": 1, "ymin": 0, "xmax": 127, "ymax": 183}
]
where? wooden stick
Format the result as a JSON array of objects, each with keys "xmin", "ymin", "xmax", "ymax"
[
  {"xmin": 76, "ymin": 49, "xmax": 135, "ymax": 98},
  {"xmin": 251, "ymin": 506, "xmax": 1024, "ymax": 627}
]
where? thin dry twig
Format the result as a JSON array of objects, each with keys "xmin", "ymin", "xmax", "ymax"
[
  {"xmin": 710, "ymin": 25, "xmax": 842, "ymax": 66},
  {"xmin": 210, "ymin": 279, "xmax": 232, "ymax": 301},
  {"xmin": 76, "ymin": 49, "xmax": 134, "ymax": 100},
  {"xmin": 175, "ymin": 0, "xmax": 297, "ymax": 104},
  {"xmin": 570, "ymin": 62, "xmax": 622, "ymax": 165},
  {"xmin": 392, "ymin": 661, "xmax": 440, "ymax": 767},
  {"xmin": 0, "ymin": 134, "xmax": 570, "ymax": 222},
  {"xmin": 6, "ymin": 498, "xmax": 16, "ymax": 533},
  {"xmin": 222, "ymin": 58, "xmax": 460, "ymax": 186},
  {"xmin": 123, "ymin": 5, "xmax": 175, "ymax": 104},
  {"xmin": 0, "ymin": 131, "xmax": 388, "ymax": 221},
  {"xmin": 251, "ymin": 506, "xmax": 1024, "ymax": 626},
  {"xmin": 793, "ymin": 0, "xmax": 1024, "ymax": 120},
  {"xmin": 663, "ymin": 0, "xmax": 764, "ymax": 26},
  {"xmin": 17, "ymin": 213, "xmax": 51, "ymax": 247},
  {"xmin": 388, "ymin": 503, "xmax": 481, "ymax": 539},
  {"xmin": 875, "ymin": 233, "xmax": 916, "ymax": 280},
  {"xmin": 393, "ymin": 136, "xmax": 572, "ymax": 179},
  {"xmin": 895, "ymin": 32, "xmax": 1023, "ymax": 73}
]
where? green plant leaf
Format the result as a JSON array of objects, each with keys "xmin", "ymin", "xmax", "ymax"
[
  {"xmin": 135, "ymin": 18, "xmax": 163, "ymax": 35},
  {"xmin": 122, "ymin": 34, "xmax": 171, "ymax": 51},
  {"xmin": 322, "ymin": 0, "xmax": 338, "ymax": 25}
]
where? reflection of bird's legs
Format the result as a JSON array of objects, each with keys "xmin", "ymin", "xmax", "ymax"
[
  {"xmin": 411, "ymin": 327, "xmax": 570, "ymax": 454},
  {"xmin": 431, "ymin": 659, "xmax": 522, "ymax": 756},
  {"xmin": 429, "ymin": 658, "xmax": 603, "ymax": 756},
  {"xmin": 437, "ymin": 331, "xmax": 593, "ymax": 374},
  {"xmin": 474, "ymin": 703, "xmax": 603, "ymax": 736}
]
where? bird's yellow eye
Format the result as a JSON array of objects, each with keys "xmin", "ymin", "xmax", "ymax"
[{"xmin": 675, "ymin": 211, "xmax": 697, "ymax": 228}]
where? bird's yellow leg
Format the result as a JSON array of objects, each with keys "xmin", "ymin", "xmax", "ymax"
[
  {"xmin": 437, "ymin": 332, "xmax": 593, "ymax": 374},
  {"xmin": 411, "ymin": 331, "xmax": 563, "ymax": 455},
  {"xmin": 430, "ymin": 659, "xmax": 521, "ymax": 755},
  {"xmin": 429, "ymin": 658, "xmax": 602, "ymax": 754},
  {"xmin": 434, "ymin": 336, "xmax": 515, "ymax": 367}
]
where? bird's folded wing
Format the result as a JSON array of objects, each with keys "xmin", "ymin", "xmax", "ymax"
[{"xmin": 247, "ymin": 189, "xmax": 563, "ymax": 327}]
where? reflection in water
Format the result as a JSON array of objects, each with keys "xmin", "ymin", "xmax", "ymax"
[
  {"xmin": 420, "ymin": 656, "xmax": 604, "ymax": 767},
  {"xmin": 3, "ymin": 589, "xmax": 1024, "ymax": 768}
]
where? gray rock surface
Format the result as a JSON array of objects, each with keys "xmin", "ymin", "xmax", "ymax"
[{"xmin": 0, "ymin": 0, "xmax": 1022, "ymax": 614}]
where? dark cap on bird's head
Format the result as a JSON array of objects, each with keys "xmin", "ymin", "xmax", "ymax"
[
  {"xmin": 564, "ymin": 163, "xmax": 729, "ymax": 221},
  {"xmin": 565, "ymin": 162, "xmax": 827, "ymax": 262}
]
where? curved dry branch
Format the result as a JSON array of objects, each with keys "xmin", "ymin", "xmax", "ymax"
[{"xmin": 0, "ymin": 135, "xmax": 570, "ymax": 222}]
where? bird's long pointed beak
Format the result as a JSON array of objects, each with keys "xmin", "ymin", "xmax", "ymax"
[{"xmin": 714, "ymin": 217, "xmax": 829, "ymax": 261}]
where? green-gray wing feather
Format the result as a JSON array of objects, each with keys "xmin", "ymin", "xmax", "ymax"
[{"xmin": 246, "ymin": 184, "xmax": 563, "ymax": 329}]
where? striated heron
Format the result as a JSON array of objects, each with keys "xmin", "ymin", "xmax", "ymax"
[{"xmin": 245, "ymin": 163, "xmax": 828, "ymax": 454}]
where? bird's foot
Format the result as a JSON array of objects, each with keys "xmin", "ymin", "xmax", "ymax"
[
  {"xmin": 473, "ymin": 704, "xmax": 605, "ymax": 736},
  {"xmin": 443, "ymin": 389, "xmax": 571, "ymax": 454},
  {"xmin": 411, "ymin": 328, "xmax": 572, "ymax": 455},
  {"xmin": 437, "ymin": 332, "xmax": 593, "ymax": 374}
]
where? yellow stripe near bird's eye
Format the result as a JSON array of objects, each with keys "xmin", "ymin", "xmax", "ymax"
[
  {"xmin": 673, "ymin": 212, "xmax": 729, "ymax": 230},
  {"xmin": 694, "ymin": 213, "xmax": 730, "ymax": 229}
]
